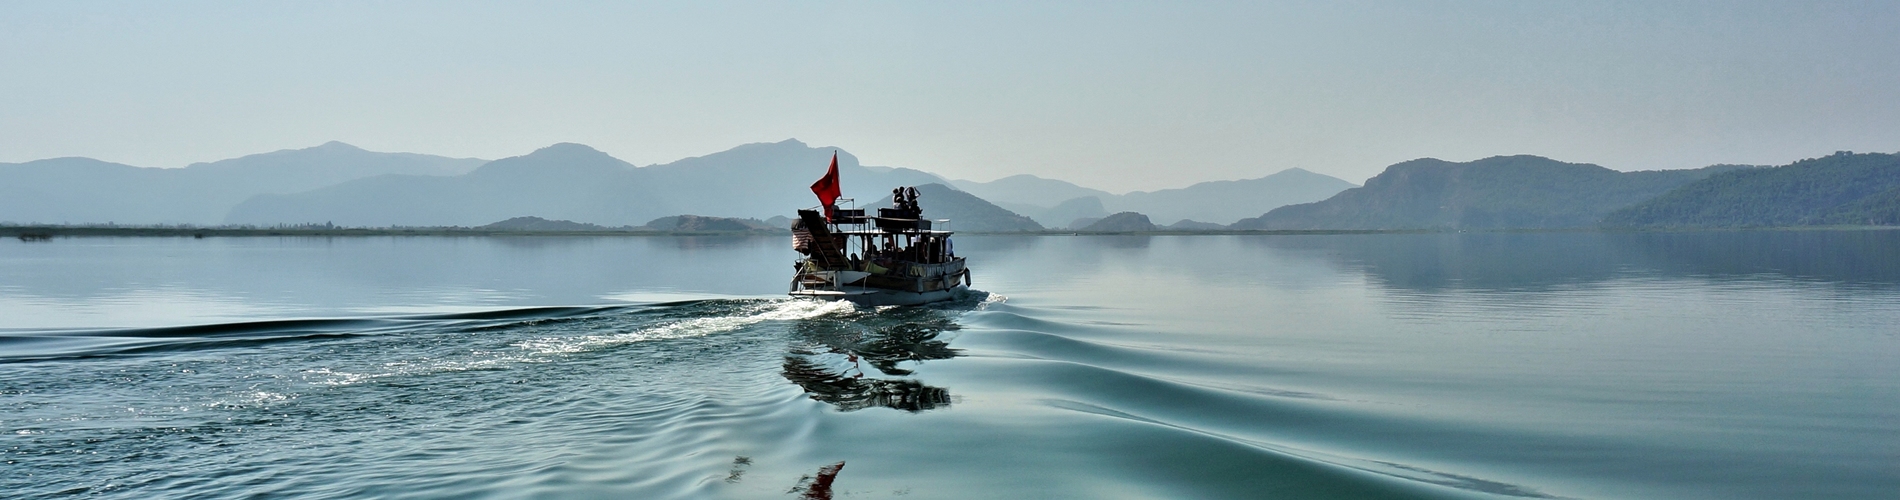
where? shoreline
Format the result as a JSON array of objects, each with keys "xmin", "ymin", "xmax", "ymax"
[{"xmin": 5, "ymin": 225, "xmax": 1897, "ymax": 239}]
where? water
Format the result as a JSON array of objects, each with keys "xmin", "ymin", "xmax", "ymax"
[{"xmin": 3, "ymin": 232, "xmax": 1896, "ymax": 499}]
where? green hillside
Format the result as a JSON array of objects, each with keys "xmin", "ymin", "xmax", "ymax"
[{"xmin": 1603, "ymin": 152, "xmax": 1900, "ymax": 227}]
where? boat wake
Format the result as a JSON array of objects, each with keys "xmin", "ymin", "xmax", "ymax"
[
  {"xmin": 0, "ymin": 299, "xmax": 866, "ymax": 364},
  {"xmin": 3, "ymin": 293, "xmax": 1559, "ymax": 499}
]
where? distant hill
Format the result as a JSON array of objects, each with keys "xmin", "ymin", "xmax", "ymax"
[
  {"xmin": 1232, "ymin": 156, "xmax": 1747, "ymax": 230},
  {"xmin": 1079, "ymin": 212, "xmax": 1158, "ymax": 232},
  {"xmin": 228, "ymin": 143, "xmax": 646, "ymax": 227},
  {"xmin": 0, "ymin": 142, "xmax": 484, "ymax": 225},
  {"xmin": 950, "ymin": 175, "xmax": 1115, "ymax": 209},
  {"xmin": 1603, "ymin": 152, "xmax": 1900, "ymax": 227},
  {"xmin": 1166, "ymin": 219, "xmax": 1226, "ymax": 230},
  {"xmin": 998, "ymin": 196, "xmax": 1110, "ymax": 229},
  {"xmin": 864, "ymin": 183, "xmax": 1043, "ymax": 232},
  {"xmin": 1111, "ymin": 168, "xmax": 1358, "ymax": 224},
  {"xmin": 633, "ymin": 139, "xmax": 950, "ymax": 218},
  {"xmin": 957, "ymin": 169, "xmax": 1357, "ymax": 226},
  {"xmin": 0, "ymin": 157, "xmax": 181, "ymax": 225},
  {"xmin": 227, "ymin": 139, "xmax": 952, "ymax": 227},
  {"xmin": 478, "ymin": 216, "xmax": 623, "ymax": 231},
  {"xmin": 184, "ymin": 141, "xmax": 483, "ymax": 184},
  {"xmin": 644, "ymin": 214, "xmax": 779, "ymax": 232},
  {"xmin": 475, "ymin": 214, "xmax": 780, "ymax": 232}
]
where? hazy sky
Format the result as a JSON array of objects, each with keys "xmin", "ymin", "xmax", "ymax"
[{"xmin": 4, "ymin": 1, "xmax": 1897, "ymax": 192}]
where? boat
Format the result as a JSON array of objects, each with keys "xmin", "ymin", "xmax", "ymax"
[{"xmin": 789, "ymin": 153, "xmax": 970, "ymax": 306}]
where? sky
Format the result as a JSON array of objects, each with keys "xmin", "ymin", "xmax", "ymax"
[{"xmin": 3, "ymin": 1, "xmax": 1898, "ymax": 193}]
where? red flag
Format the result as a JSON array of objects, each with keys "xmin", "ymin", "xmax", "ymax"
[{"xmin": 810, "ymin": 152, "xmax": 841, "ymax": 217}]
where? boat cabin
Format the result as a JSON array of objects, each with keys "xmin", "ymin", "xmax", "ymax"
[{"xmin": 790, "ymin": 187, "xmax": 970, "ymax": 303}]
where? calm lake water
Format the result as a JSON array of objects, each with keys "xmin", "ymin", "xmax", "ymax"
[{"xmin": 3, "ymin": 231, "xmax": 1897, "ymax": 499}]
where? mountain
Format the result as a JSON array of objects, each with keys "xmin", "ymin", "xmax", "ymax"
[
  {"xmin": 0, "ymin": 142, "xmax": 485, "ymax": 225},
  {"xmin": 634, "ymin": 139, "xmax": 950, "ymax": 218},
  {"xmin": 1110, "ymin": 168, "xmax": 1358, "ymax": 224},
  {"xmin": 183, "ymin": 141, "xmax": 483, "ymax": 187},
  {"xmin": 228, "ymin": 143, "xmax": 647, "ymax": 227},
  {"xmin": 478, "ymin": 216, "xmax": 622, "ymax": 231},
  {"xmin": 478, "ymin": 214, "xmax": 782, "ymax": 231},
  {"xmin": 956, "ymin": 169, "xmax": 1358, "ymax": 226},
  {"xmin": 644, "ymin": 215, "xmax": 780, "ymax": 232},
  {"xmin": 1232, "ymin": 156, "xmax": 1747, "ymax": 230},
  {"xmin": 0, "ymin": 157, "xmax": 182, "ymax": 225},
  {"xmin": 226, "ymin": 139, "xmax": 953, "ymax": 227},
  {"xmin": 998, "ymin": 196, "xmax": 1110, "ymax": 229},
  {"xmin": 1603, "ymin": 152, "xmax": 1900, "ymax": 227},
  {"xmin": 950, "ymin": 175, "xmax": 1115, "ymax": 209},
  {"xmin": 1079, "ymin": 212, "xmax": 1158, "ymax": 232},
  {"xmin": 864, "ymin": 183, "xmax": 1043, "ymax": 232},
  {"xmin": 1166, "ymin": 219, "xmax": 1226, "ymax": 230}
]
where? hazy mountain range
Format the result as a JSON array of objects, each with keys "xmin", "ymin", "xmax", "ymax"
[
  {"xmin": 5, "ymin": 139, "xmax": 1891, "ymax": 232},
  {"xmin": 1232, "ymin": 156, "xmax": 1750, "ymax": 230},
  {"xmin": 1, "ymin": 138, "xmax": 1350, "ymax": 231},
  {"xmin": 0, "ymin": 142, "xmax": 483, "ymax": 225},
  {"xmin": 951, "ymin": 168, "xmax": 1358, "ymax": 227},
  {"xmin": 228, "ymin": 140, "xmax": 949, "ymax": 227},
  {"xmin": 472, "ymin": 215, "xmax": 783, "ymax": 232}
]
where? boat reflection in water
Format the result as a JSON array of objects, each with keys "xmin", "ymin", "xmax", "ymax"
[{"xmin": 781, "ymin": 305, "xmax": 964, "ymax": 412}]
